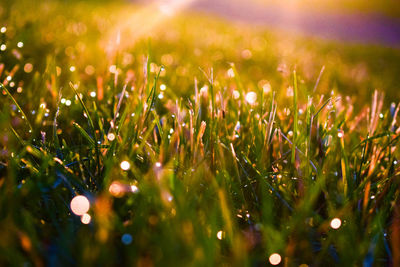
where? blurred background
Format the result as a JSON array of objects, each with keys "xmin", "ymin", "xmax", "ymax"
[
  {"xmin": 1, "ymin": 0, "xmax": 399, "ymax": 103},
  {"xmin": 134, "ymin": 0, "xmax": 400, "ymax": 45}
]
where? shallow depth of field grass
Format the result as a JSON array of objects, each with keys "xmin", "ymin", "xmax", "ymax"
[{"xmin": 1, "ymin": 0, "xmax": 400, "ymax": 266}]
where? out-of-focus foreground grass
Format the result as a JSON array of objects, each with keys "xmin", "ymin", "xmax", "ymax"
[{"xmin": 1, "ymin": 0, "xmax": 400, "ymax": 266}]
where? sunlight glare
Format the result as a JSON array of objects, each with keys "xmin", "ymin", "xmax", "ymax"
[{"xmin": 103, "ymin": 0, "xmax": 196, "ymax": 52}]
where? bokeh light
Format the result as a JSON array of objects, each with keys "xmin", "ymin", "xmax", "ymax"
[
  {"xmin": 24, "ymin": 63, "xmax": 33, "ymax": 73},
  {"xmin": 70, "ymin": 195, "xmax": 90, "ymax": 216},
  {"xmin": 330, "ymin": 218, "xmax": 342, "ymax": 229},
  {"xmin": 245, "ymin": 92, "xmax": 257, "ymax": 105},
  {"xmin": 121, "ymin": 233, "xmax": 133, "ymax": 245},
  {"xmin": 130, "ymin": 185, "xmax": 139, "ymax": 193},
  {"xmin": 233, "ymin": 90, "xmax": 240, "ymax": 99},
  {"xmin": 216, "ymin": 230, "xmax": 224, "ymax": 240},
  {"xmin": 269, "ymin": 253, "xmax": 282, "ymax": 265},
  {"xmin": 109, "ymin": 181, "xmax": 125, "ymax": 198},
  {"xmin": 107, "ymin": 133, "xmax": 116, "ymax": 141},
  {"xmin": 81, "ymin": 213, "xmax": 91, "ymax": 224},
  {"xmin": 120, "ymin": 160, "xmax": 131, "ymax": 171}
]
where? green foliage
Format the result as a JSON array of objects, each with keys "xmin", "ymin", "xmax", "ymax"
[{"xmin": 0, "ymin": 1, "xmax": 400, "ymax": 266}]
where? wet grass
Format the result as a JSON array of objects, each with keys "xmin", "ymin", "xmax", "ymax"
[{"xmin": 1, "ymin": 0, "xmax": 400, "ymax": 266}]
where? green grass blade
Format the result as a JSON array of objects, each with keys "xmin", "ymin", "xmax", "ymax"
[
  {"xmin": 1, "ymin": 82, "xmax": 33, "ymax": 132},
  {"xmin": 292, "ymin": 70, "xmax": 298, "ymax": 166},
  {"xmin": 72, "ymin": 122, "xmax": 96, "ymax": 147}
]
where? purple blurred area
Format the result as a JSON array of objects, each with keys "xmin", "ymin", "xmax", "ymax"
[{"xmin": 134, "ymin": 0, "xmax": 400, "ymax": 46}]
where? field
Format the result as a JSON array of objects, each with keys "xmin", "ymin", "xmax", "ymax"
[{"xmin": 1, "ymin": 0, "xmax": 400, "ymax": 266}]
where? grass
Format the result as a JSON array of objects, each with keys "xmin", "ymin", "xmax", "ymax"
[{"xmin": 1, "ymin": 0, "xmax": 400, "ymax": 266}]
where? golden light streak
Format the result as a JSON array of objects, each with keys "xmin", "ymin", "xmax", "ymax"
[{"xmin": 103, "ymin": 0, "xmax": 197, "ymax": 53}]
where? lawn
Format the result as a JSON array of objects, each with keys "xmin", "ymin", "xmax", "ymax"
[{"xmin": 1, "ymin": 0, "xmax": 400, "ymax": 266}]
